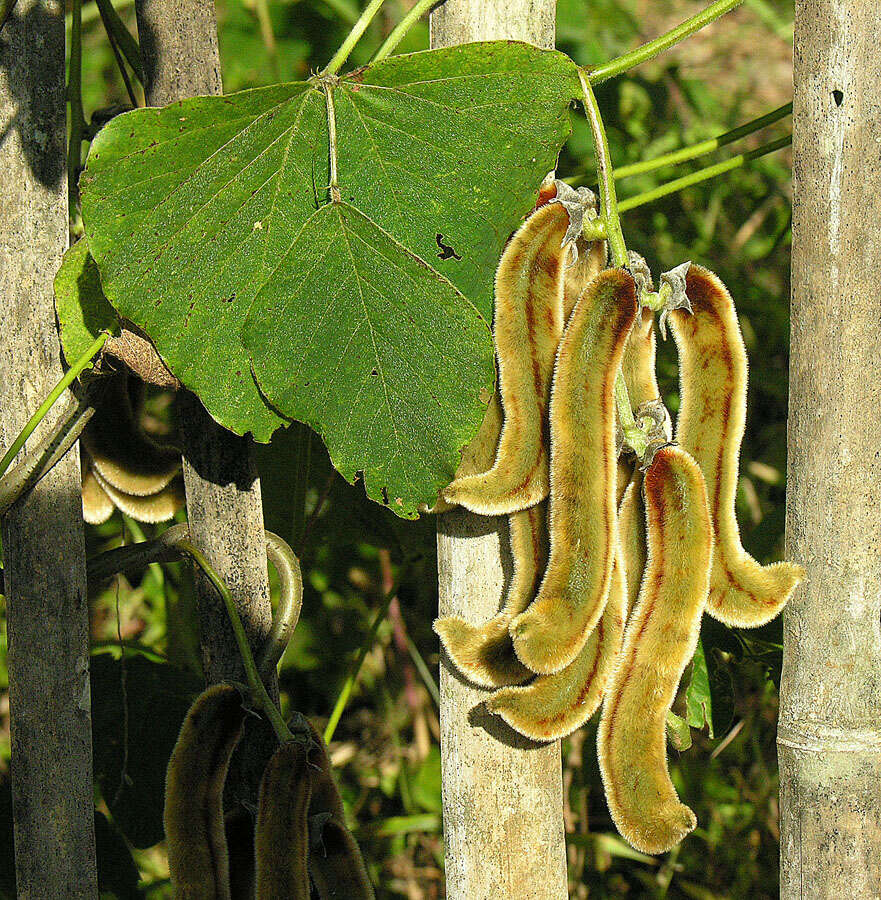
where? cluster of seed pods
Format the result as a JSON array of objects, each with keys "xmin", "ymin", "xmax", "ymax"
[
  {"xmin": 80, "ymin": 373, "xmax": 185, "ymax": 525},
  {"xmin": 434, "ymin": 181, "xmax": 804, "ymax": 855},
  {"xmin": 164, "ymin": 685, "xmax": 375, "ymax": 899}
]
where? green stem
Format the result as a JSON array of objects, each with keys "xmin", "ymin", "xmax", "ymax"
[
  {"xmin": 323, "ymin": 82, "xmax": 341, "ymax": 202},
  {"xmin": 618, "ymin": 134, "xmax": 791, "ymax": 213},
  {"xmin": 175, "ymin": 539, "xmax": 294, "ymax": 744},
  {"xmin": 322, "ymin": 0, "xmax": 388, "ymax": 76},
  {"xmin": 324, "ymin": 567, "xmax": 404, "ymax": 743},
  {"xmin": 318, "ymin": 0, "xmax": 360, "ymax": 25},
  {"xmin": 371, "ymin": 0, "xmax": 436, "ymax": 62},
  {"xmin": 614, "ymin": 102, "xmax": 792, "ymax": 181},
  {"xmin": 67, "ymin": 0, "xmax": 86, "ymax": 213},
  {"xmin": 254, "ymin": 0, "xmax": 279, "ymax": 79},
  {"xmin": 94, "ymin": 0, "xmax": 144, "ymax": 83},
  {"xmin": 0, "ymin": 331, "xmax": 109, "ymax": 481},
  {"xmin": 588, "ymin": 0, "xmax": 744, "ymax": 84},
  {"xmin": 578, "ymin": 70, "xmax": 627, "ymax": 267}
]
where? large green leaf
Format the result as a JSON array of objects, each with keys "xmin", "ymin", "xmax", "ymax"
[{"xmin": 80, "ymin": 41, "xmax": 579, "ymax": 514}]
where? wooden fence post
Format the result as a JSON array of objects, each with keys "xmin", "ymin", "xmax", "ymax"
[
  {"xmin": 781, "ymin": 0, "xmax": 881, "ymax": 894},
  {"xmin": 0, "ymin": 1, "xmax": 98, "ymax": 894},
  {"xmin": 431, "ymin": 3, "xmax": 569, "ymax": 899}
]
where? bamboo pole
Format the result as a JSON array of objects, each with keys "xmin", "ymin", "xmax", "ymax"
[
  {"xmin": 133, "ymin": 0, "xmax": 279, "ymax": 809},
  {"xmin": 0, "ymin": 1, "xmax": 98, "ymax": 894},
  {"xmin": 780, "ymin": 1, "xmax": 881, "ymax": 894},
  {"xmin": 431, "ymin": 4, "xmax": 568, "ymax": 899}
]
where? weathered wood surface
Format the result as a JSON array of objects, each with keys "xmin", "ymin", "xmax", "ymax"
[
  {"xmin": 432, "ymin": 4, "xmax": 568, "ymax": 899},
  {"xmin": 781, "ymin": 1, "xmax": 881, "ymax": 896},
  {"xmin": 0, "ymin": 0, "xmax": 98, "ymax": 894}
]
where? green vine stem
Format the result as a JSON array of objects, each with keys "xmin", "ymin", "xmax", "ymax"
[
  {"xmin": 614, "ymin": 102, "xmax": 792, "ymax": 181},
  {"xmin": 0, "ymin": 330, "xmax": 109, "ymax": 481},
  {"xmin": 324, "ymin": 565, "xmax": 406, "ymax": 744},
  {"xmin": 322, "ymin": 0, "xmax": 388, "ymax": 76},
  {"xmin": 619, "ymin": 134, "xmax": 791, "ymax": 213},
  {"xmin": 0, "ymin": 389, "xmax": 99, "ymax": 517},
  {"xmin": 371, "ymin": 0, "xmax": 436, "ymax": 63},
  {"xmin": 87, "ymin": 525, "xmax": 304, "ymax": 745},
  {"xmin": 588, "ymin": 0, "xmax": 744, "ymax": 85},
  {"xmin": 94, "ymin": 0, "xmax": 144, "ymax": 83},
  {"xmin": 67, "ymin": 0, "xmax": 86, "ymax": 213}
]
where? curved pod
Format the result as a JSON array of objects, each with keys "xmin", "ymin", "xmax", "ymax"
[
  {"xmin": 510, "ymin": 269, "xmax": 638, "ymax": 674},
  {"xmin": 597, "ymin": 446, "xmax": 712, "ymax": 855},
  {"xmin": 670, "ymin": 266, "xmax": 803, "ymax": 627}
]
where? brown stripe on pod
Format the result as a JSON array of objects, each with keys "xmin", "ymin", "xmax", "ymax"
[
  {"xmin": 597, "ymin": 445, "xmax": 712, "ymax": 856},
  {"xmin": 441, "ymin": 203, "xmax": 571, "ymax": 515},
  {"xmin": 434, "ymin": 502, "xmax": 548, "ymax": 688},
  {"xmin": 164, "ymin": 685, "xmax": 244, "ymax": 900},
  {"xmin": 254, "ymin": 741, "xmax": 312, "ymax": 900},
  {"xmin": 669, "ymin": 265, "xmax": 803, "ymax": 627},
  {"xmin": 510, "ymin": 269, "xmax": 638, "ymax": 675},
  {"xmin": 486, "ymin": 541, "xmax": 626, "ymax": 741}
]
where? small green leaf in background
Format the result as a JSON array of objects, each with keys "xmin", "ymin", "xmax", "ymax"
[
  {"xmin": 53, "ymin": 238, "xmax": 119, "ymax": 367},
  {"xmin": 686, "ymin": 639, "xmax": 714, "ymax": 738},
  {"xmin": 91, "ymin": 653, "xmax": 202, "ymax": 849},
  {"xmin": 666, "ymin": 710, "xmax": 693, "ymax": 752},
  {"xmin": 409, "ymin": 745, "xmax": 442, "ymax": 814},
  {"xmin": 80, "ymin": 41, "xmax": 580, "ymax": 514},
  {"xmin": 686, "ymin": 635, "xmax": 737, "ymax": 740}
]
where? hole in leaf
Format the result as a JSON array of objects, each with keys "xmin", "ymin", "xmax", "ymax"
[
  {"xmin": 832, "ymin": 89, "xmax": 844, "ymax": 106},
  {"xmin": 436, "ymin": 233, "xmax": 462, "ymax": 261}
]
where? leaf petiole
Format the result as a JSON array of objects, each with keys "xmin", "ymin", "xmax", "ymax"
[{"xmin": 372, "ymin": 0, "xmax": 437, "ymax": 63}]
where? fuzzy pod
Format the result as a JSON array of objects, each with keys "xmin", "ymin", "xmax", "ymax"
[
  {"xmin": 510, "ymin": 269, "xmax": 638, "ymax": 674},
  {"xmin": 621, "ymin": 308, "xmax": 660, "ymax": 409},
  {"xmin": 81, "ymin": 465, "xmax": 115, "ymax": 524},
  {"xmin": 617, "ymin": 470, "xmax": 647, "ymax": 618},
  {"xmin": 441, "ymin": 201, "xmax": 574, "ymax": 515},
  {"xmin": 597, "ymin": 445, "xmax": 713, "ymax": 855},
  {"xmin": 91, "ymin": 466, "xmax": 185, "ymax": 524},
  {"xmin": 669, "ymin": 265, "xmax": 804, "ymax": 627},
  {"xmin": 82, "ymin": 373, "xmax": 181, "ymax": 496},
  {"xmin": 434, "ymin": 502, "xmax": 548, "ymax": 688},
  {"xmin": 164, "ymin": 684, "xmax": 244, "ymax": 900},
  {"xmin": 563, "ymin": 236, "xmax": 607, "ymax": 322},
  {"xmin": 486, "ymin": 540, "xmax": 626, "ymax": 741},
  {"xmin": 254, "ymin": 740, "xmax": 313, "ymax": 900}
]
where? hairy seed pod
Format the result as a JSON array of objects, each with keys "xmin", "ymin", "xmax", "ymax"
[
  {"xmin": 510, "ymin": 269, "xmax": 638, "ymax": 674},
  {"xmin": 617, "ymin": 471, "xmax": 647, "ymax": 616},
  {"xmin": 254, "ymin": 740, "xmax": 312, "ymax": 900},
  {"xmin": 164, "ymin": 684, "xmax": 244, "ymax": 900},
  {"xmin": 433, "ymin": 502, "xmax": 547, "ymax": 688},
  {"xmin": 669, "ymin": 266, "xmax": 804, "ymax": 627},
  {"xmin": 563, "ymin": 236, "xmax": 607, "ymax": 322},
  {"xmin": 621, "ymin": 308, "xmax": 660, "ymax": 407},
  {"xmin": 91, "ymin": 467, "xmax": 185, "ymax": 524},
  {"xmin": 486, "ymin": 541, "xmax": 626, "ymax": 741},
  {"xmin": 82, "ymin": 373, "xmax": 180, "ymax": 496},
  {"xmin": 81, "ymin": 465, "xmax": 115, "ymax": 524},
  {"xmin": 441, "ymin": 201, "xmax": 575, "ymax": 515},
  {"xmin": 597, "ymin": 445, "xmax": 712, "ymax": 855},
  {"xmin": 303, "ymin": 722, "xmax": 375, "ymax": 899}
]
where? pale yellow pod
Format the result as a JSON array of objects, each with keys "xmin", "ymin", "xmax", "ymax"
[
  {"xmin": 254, "ymin": 740, "xmax": 312, "ymax": 900},
  {"xmin": 81, "ymin": 466, "xmax": 115, "ymax": 524},
  {"xmin": 563, "ymin": 236, "xmax": 607, "ymax": 321},
  {"xmin": 510, "ymin": 269, "xmax": 638, "ymax": 675},
  {"xmin": 486, "ymin": 541, "xmax": 625, "ymax": 741},
  {"xmin": 433, "ymin": 502, "xmax": 547, "ymax": 688},
  {"xmin": 92, "ymin": 467, "xmax": 185, "ymax": 524},
  {"xmin": 82, "ymin": 374, "xmax": 181, "ymax": 496},
  {"xmin": 164, "ymin": 684, "xmax": 244, "ymax": 900},
  {"xmin": 617, "ymin": 471, "xmax": 646, "ymax": 616},
  {"xmin": 441, "ymin": 202, "xmax": 572, "ymax": 515},
  {"xmin": 597, "ymin": 445, "xmax": 712, "ymax": 856},
  {"xmin": 669, "ymin": 265, "xmax": 804, "ymax": 627}
]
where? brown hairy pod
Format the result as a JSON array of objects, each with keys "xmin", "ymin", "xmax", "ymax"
[
  {"xmin": 441, "ymin": 199, "xmax": 578, "ymax": 515},
  {"xmin": 164, "ymin": 684, "xmax": 244, "ymax": 900},
  {"xmin": 486, "ymin": 541, "xmax": 626, "ymax": 741},
  {"xmin": 91, "ymin": 467, "xmax": 185, "ymax": 524},
  {"xmin": 597, "ymin": 446, "xmax": 713, "ymax": 855},
  {"xmin": 617, "ymin": 470, "xmax": 647, "ymax": 616},
  {"xmin": 510, "ymin": 269, "xmax": 638, "ymax": 674},
  {"xmin": 81, "ymin": 465, "xmax": 115, "ymax": 524},
  {"xmin": 669, "ymin": 266, "xmax": 804, "ymax": 627},
  {"xmin": 254, "ymin": 741, "xmax": 312, "ymax": 900},
  {"xmin": 433, "ymin": 502, "xmax": 547, "ymax": 688}
]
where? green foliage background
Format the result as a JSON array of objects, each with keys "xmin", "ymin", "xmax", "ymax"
[{"xmin": 0, "ymin": 0, "xmax": 794, "ymax": 896}]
